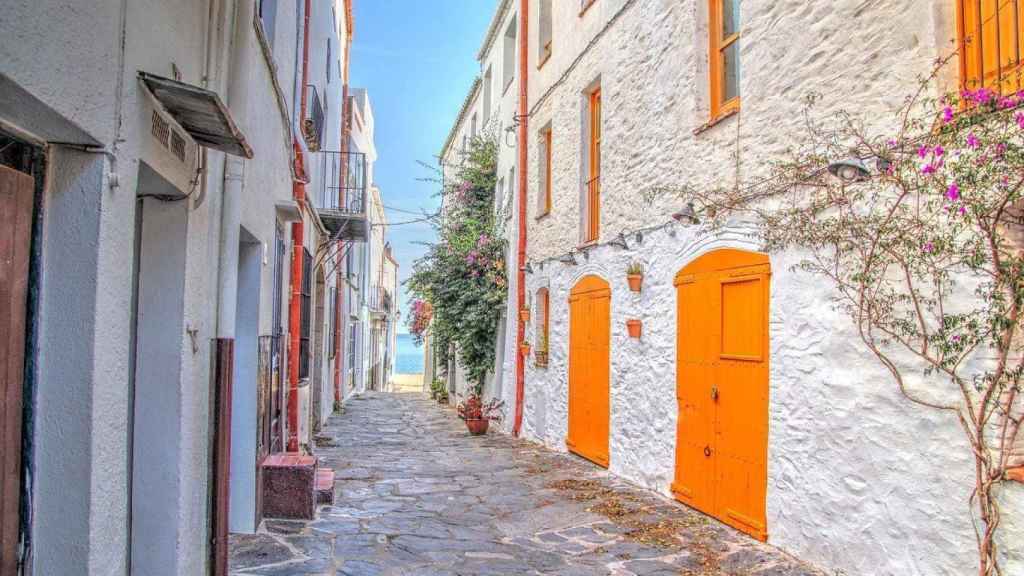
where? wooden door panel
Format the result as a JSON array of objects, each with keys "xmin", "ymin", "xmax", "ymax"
[
  {"xmin": 673, "ymin": 251, "xmax": 769, "ymax": 542},
  {"xmin": 567, "ymin": 277, "xmax": 610, "ymax": 468},
  {"xmin": 1, "ymin": 165, "xmax": 33, "ymax": 576}
]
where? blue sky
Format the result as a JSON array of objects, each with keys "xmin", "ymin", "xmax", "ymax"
[{"xmin": 350, "ymin": 1, "xmax": 497, "ymax": 332}]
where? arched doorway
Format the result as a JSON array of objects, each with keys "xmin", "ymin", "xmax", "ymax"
[
  {"xmin": 672, "ymin": 249, "xmax": 770, "ymax": 541},
  {"xmin": 567, "ymin": 275, "xmax": 611, "ymax": 468}
]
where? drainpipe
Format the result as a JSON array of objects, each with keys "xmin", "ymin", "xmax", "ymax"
[
  {"xmin": 513, "ymin": 0, "xmax": 529, "ymax": 437},
  {"xmin": 335, "ymin": 3, "xmax": 353, "ymax": 404},
  {"xmin": 287, "ymin": 0, "xmax": 313, "ymax": 453}
]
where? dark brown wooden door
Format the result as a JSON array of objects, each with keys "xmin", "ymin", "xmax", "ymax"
[{"xmin": 1, "ymin": 165, "xmax": 33, "ymax": 576}]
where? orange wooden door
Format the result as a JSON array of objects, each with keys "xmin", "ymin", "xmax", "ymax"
[
  {"xmin": 672, "ymin": 249, "xmax": 769, "ymax": 542},
  {"xmin": 1, "ymin": 165, "xmax": 33, "ymax": 576},
  {"xmin": 567, "ymin": 275, "xmax": 610, "ymax": 468}
]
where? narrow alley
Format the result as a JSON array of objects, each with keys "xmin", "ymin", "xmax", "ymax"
[{"xmin": 229, "ymin": 393, "xmax": 823, "ymax": 576}]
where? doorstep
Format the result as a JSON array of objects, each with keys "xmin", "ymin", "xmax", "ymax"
[{"xmin": 261, "ymin": 453, "xmax": 317, "ymax": 520}]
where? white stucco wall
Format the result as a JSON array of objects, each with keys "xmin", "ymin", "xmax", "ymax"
[{"xmin": 512, "ymin": 0, "xmax": 1022, "ymax": 574}]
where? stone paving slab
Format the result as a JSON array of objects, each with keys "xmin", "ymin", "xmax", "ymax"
[{"xmin": 230, "ymin": 392, "xmax": 826, "ymax": 576}]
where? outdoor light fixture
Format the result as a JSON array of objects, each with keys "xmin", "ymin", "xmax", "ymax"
[
  {"xmin": 672, "ymin": 202, "xmax": 700, "ymax": 225},
  {"xmin": 827, "ymin": 157, "xmax": 871, "ymax": 182},
  {"xmin": 524, "ymin": 262, "xmax": 534, "ymax": 274},
  {"xmin": 558, "ymin": 252, "xmax": 578, "ymax": 265},
  {"xmin": 610, "ymin": 233, "xmax": 629, "ymax": 250},
  {"xmin": 635, "ymin": 231, "xmax": 644, "ymax": 245}
]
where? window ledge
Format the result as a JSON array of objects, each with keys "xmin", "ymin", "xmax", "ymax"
[
  {"xmin": 579, "ymin": 0, "xmax": 597, "ymax": 17},
  {"xmin": 577, "ymin": 239, "xmax": 598, "ymax": 250},
  {"xmin": 693, "ymin": 106, "xmax": 740, "ymax": 136},
  {"xmin": 535, "ymin": 210, "xmax": 551, "ymax": 221}
]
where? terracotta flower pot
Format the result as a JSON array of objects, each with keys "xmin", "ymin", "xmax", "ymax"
[
  {"xmin": 626, "ymin": 319, "xmax": 642, "ymax": 339},
  {"xmin": 627, "ymin": 274, "xmax": 643, "ymax": 292},
  {"xmin": 519, "ymin": 309, "xmax": 530, "ymax": 322},
  {"xmin": 465, "ymin": 418, "xmax": 490, "ymax": 435},
  {"xmin": 521, "ymin": 343, "xmax": 532, "ymax": 356}
]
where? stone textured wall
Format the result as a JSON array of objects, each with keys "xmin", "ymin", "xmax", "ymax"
[{"xmin": 517, "ymin": 0, "xmax": 1023, "ymax": 574}]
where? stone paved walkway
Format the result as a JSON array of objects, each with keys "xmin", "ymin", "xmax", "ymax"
[{"xmin": 229, "ymin": 392, "xmax": 825, "ymax": 576}]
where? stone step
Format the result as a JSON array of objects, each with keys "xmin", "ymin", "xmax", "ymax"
[
  {"xmin": 261, "ymin": 453, "xmax": 317, "ymax": 520},
  {"xmin": 315, "ymin": 467, "xmax": 336, "ymax": 504}
]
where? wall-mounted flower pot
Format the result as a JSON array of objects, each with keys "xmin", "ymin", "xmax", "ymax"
[
  {"xmin": 626, "ymin": 319, "xmax": 642, "ymax": 339},
  {"xmin": 520, "ymin": 343, "xmax": 532, "ymax": 356},
  {"xmin": 627, "ymin": 274, "xmax": 643, "ymax": 292},
  {"xmin": 519, "ymin": 308, "xmax": 531, "ymax": 323}
]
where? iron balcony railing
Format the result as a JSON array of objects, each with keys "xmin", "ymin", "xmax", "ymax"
[
  {"xmin": 319, "ymin": 150, "xmax": 367, "ymax": 215},
  {"xmin": 367, "ymin": 286, "xmax": 393, "ymax": 314},
  {"xmin": 303, "ymin": 85, "xmax": 325, "ymax": 151}
]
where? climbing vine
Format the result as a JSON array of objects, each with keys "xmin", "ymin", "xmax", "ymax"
[
  {"xmin": 407, "ymin": 134, "xmax": 507, "ymax": 395},
  {"xmin": 678, "ymin": 61, "xmax": 1023, "ymax": 575}
]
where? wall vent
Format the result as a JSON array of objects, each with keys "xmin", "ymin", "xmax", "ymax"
[
  {"xmin": 151, "ymin": 111, "xmax": 170, "ymax": 148},
  {"xmin": 170, "ymin": 131, "xmax": 187, "ymax": 163}
]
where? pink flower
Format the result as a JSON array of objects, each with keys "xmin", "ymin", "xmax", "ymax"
[
  {"xmin": 943, "ymin": 106, "xmax": 954, "ymax": 123},
  {"xmin": 999, "ymin": 96, "xmax": 1017, "ymax": 109},
  {"xmin": 923, "ymin": 241, "xmax": 935, "ymax": 253},
  {"xmin": 995, "ymin": 142, "xmax": 1008, "ymax": 157},
  {"xmin": 934, "ymin": 145, "xmax": 945, "ymax": 157},
  {"xmin": 921, "ymin": 163, "xmax": 936, "ymax": 175},
  {"xmin": 946, "ymin": 183, "xmax": 960, "ymax": 201},
  {"xmin": 887, "ymin": 138, "xmax": 898, "ymax": 148},
  {"xmin": 958, "ymin": 205, "xmax": 967, "ymax": 215},
  {"xmin": 917, "ymin": 145, "xmax": 930, "ymax": 158},
  {"xmin": 967, "ymin": 133, "xmax": 980, "ymax": 149},
  {"xmin": 1016, "ymin": 112, "xmax": 1024, "ymax": 129}
]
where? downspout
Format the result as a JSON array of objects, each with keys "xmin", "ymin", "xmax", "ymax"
[
  {"xmin": 287, "ymin": 0, "xmax": 313, "ymax": 453},
  {"xmin": 211, "ymin": 0, "xmax": 240, "ymax": 574},
  {"xmin": 513, "ymin": 0, "xmax": 529, "ymax": 437},
  {"xmin": 334, "ymin": 2, "xmax": 353, "ymax": 404}
]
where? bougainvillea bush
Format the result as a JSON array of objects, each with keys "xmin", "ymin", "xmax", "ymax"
[
  {"xmin": 688, "ymin": 78, "xmax": 1024, "ymax": 575},
  {"xmin": 407, "ymin": 135, "xmax": 507, "ymax": 395}
]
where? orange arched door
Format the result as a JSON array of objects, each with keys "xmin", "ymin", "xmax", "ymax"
[
  {"xmin": 567, "ymin": 275, "xmax": 611, "ymax": 468},
  {"xmin": 672, "ymin": 249, "xmax": 770, "ymax": 541}
]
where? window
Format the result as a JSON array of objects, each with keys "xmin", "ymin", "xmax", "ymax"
[
  {"xmin": 539, "ymin": 0, "xmax": 553, "ymax": 66},
  {"xmin": 483, "ymin": 66, "xmax": 493, "ymax": 123},
  {"xmin": 259, "ymin": 0, "xmax": 278, "ymax": 49},
  {"xmin": 959, "ymin": 1, "xmax": 1024, "ymax": 93},
  {"xmin": 347, "ymin": 321, "xmax": 358, "ymax": 387},
  {"xmin": 709, "ymin": 0, "xmax": 741, "ymax": 118},
  {"xmin": 539, "ymin": 127, "xmax": 552, "ymax": 216},
  {"xmin": 328, "ymin": 286, "xmax": 337, "ymax": 359},
  {"xmin": 471, "ymin": 113, "xmax": 478, "ymax": 139},
  {"xmin": 585, "ymin": 87, "xmax": 602, "ymax": 243},
  {"xmin": 299, "ymin": 249, "xmax": 313, "ymax": 380},
  {"xmin": 536, "ymin": 288, "xmax": 550, "ymax": 367},
  {"xmin": 503, "ymin": 18, "xmax": 518, "ymax": 91}
]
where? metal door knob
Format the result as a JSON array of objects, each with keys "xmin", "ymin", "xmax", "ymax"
[
  {"xmin": 711, "ymin": 386, "xmax": 719, "ymax": 401},
  {"xmin": 704, "ymin": 445, "xmax": 711, "ymax": 457}
]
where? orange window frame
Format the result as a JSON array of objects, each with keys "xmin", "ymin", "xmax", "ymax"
[
  {"xmin": 586, "ymin": 88, "xmax": 601, "ymax": 243},
  {"xmin": 709, "ymin": 0, "xmax": 741, "ymax": 119},
  {"xmin": 958, "ymin": 0, "xmax": 1024, "ymax": 93},
  {"xmin": 536, "ymin": 288, "xmax": 550, "ymax": 366},
  {"xmin": 542, "ymin": 129, "xmax": 553, "ymax": 216}
]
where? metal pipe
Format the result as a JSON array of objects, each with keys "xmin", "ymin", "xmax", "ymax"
[{"xmin": 513, "ymin": 0, "xmax": 529, "ymax": 437}]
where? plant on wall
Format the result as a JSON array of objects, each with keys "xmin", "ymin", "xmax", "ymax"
[
  {"xmin": 407, "ymin": 134, "xmax": 507, "ymax": 396},
  {"xmin": 681, "ymin": 59, "xmax": 1023, "ymax": 575}
]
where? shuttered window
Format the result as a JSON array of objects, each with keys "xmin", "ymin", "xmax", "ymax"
[
  {"xmin": 585, "ymin": 87, "xmax": 601, "ymax": 243},
  {"xmin": 959, "ymin": 0, "xmax": 1024, "ymax": 93},
  {"xmin": 539, "ymin": 128, "xmax": 552, "ymax": 217},
  {"xmin": 299, "ymin": 249, "xmax": 312, "ymax": 380},
  {"xmin": 536, "ymin": 288, "xmax": 550, "ymax": 367},
  {"xmin": 709, "ymin": 0, "xmax": 741, "ymax": 118}
]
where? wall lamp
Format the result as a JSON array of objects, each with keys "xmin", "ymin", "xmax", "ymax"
[
  {"xmin": 558, "ymin": 252, "xmax": 578, "ymax": 265},
  {"xmin": 827, "ymin": 157, "xmax": 871, "ymax": 183},
  {"xmin": 524, "ymin": 262, "xmax": 534, "ymax": 274},
  {"xmin": 672, "ymin": 202, "xmax": 700, "ymax": 225},
  {"xmin": 609, "ymin": 233, "xmax": 629, "ymax": 250}
]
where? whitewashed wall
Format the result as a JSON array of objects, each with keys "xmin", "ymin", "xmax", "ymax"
[{"xmin": 516, "ymin": 0, "xmax": 1023, "ymax": 574}]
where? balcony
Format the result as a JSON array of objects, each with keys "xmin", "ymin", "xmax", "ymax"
[
  {"xmin": 317, "ymin": 150, "xmax": 368, "ymax": 241},
  {"xmin": 302, "ymin": 85, "xmax": 325, "ymax": 151},
  {"xmin": 367, "ymin": 286, "xmax": 393, "ymax": 317}
]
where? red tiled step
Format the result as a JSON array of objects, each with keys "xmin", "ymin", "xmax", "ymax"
[{"xmin": 315, "ymin": 468, "xmax": 335, "ymax": 505}]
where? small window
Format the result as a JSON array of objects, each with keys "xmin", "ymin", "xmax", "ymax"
[
  {"xmin": 538, "ymin": 127, "xmax": 552, "ymax": 216},
  {"xmin": 536, "ymin": 288, "xmax": 550, "ymax": 367},
  {"xmin": 326, "ymin": 39, "xmax": 332, "ymax": 84},
  {"xmin": 584, "ymin": 87, "xmax": 601, "ymax": 243},
  {"xmin": 709, "ymin": 0, "xmax": 741, "ymax": 118},
  {"xmin": 503, "ymin": 18, "xmax": 518, "ymax": 91},
  {"xmin": 539, "ymin": 0, "xmax": 553, "ymax": 66},
  {"xmin": 959, "ymin": 0, "xmax": 1024, "ymax": 93},
  {"xmin": 471, "ymin": 113, "xmax": 478, "ymax": 139},
  {"xmin": 259, "ymin": 0, "xmax": 278, "ymax": 50},
  {"xmin": 483, "ymin": 67, "xmax": 493, "ymax": 123}
]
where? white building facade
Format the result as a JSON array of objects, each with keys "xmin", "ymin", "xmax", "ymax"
[{"xmin": 441, "ymin": 1, "xmax": 1024, "ymax": 575}]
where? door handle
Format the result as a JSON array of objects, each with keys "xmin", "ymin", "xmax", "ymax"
[
  {"xmin": 711, "ymin": 386, "xmax": 719, "ymax": 401},
  {"xmin": 704, "ymin": 445, "xmax": 711, "ymax": 458}
]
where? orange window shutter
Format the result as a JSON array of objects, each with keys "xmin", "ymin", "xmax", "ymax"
[
  {"xmin": 586, "ymin": 89, "xmax": 601, "ymax": 242},
  {"xmin": 544, "ymin": 129, "xmax": 552, "ymax": 213},
  {"xmin": 960, "ymin": 0, "xmax": 1024, "ymax": 92}
]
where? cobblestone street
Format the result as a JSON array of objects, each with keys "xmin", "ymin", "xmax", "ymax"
[{"xmin": 229, "ymin": 393, "xmax": 824, "ymax": 576}]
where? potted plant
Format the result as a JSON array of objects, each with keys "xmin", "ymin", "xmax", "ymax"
[
  {"xmin": 519, "ymin": 307, "xmax": 531, "ymax": 323},
  {"xmin": 520, "ymin": 339, "xmax": 532, "ymax": 357},
  {"xmin": 535, "ymin": 333, "xmax": 549, "ymax": 367},
  {"xmin": 626, "ymin": 319, "xmax": 642, "ymax": 339},
  {"xmin": 626, "ymin": 262, "xmax": 644, "ymax": 292},
  {"xmin": 457, "ymin": 394, "xmax": 504, "ymax": 435},
  {"xmin": 430, "ymin": 378, "xmax": 450, "ymax": 404}
]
